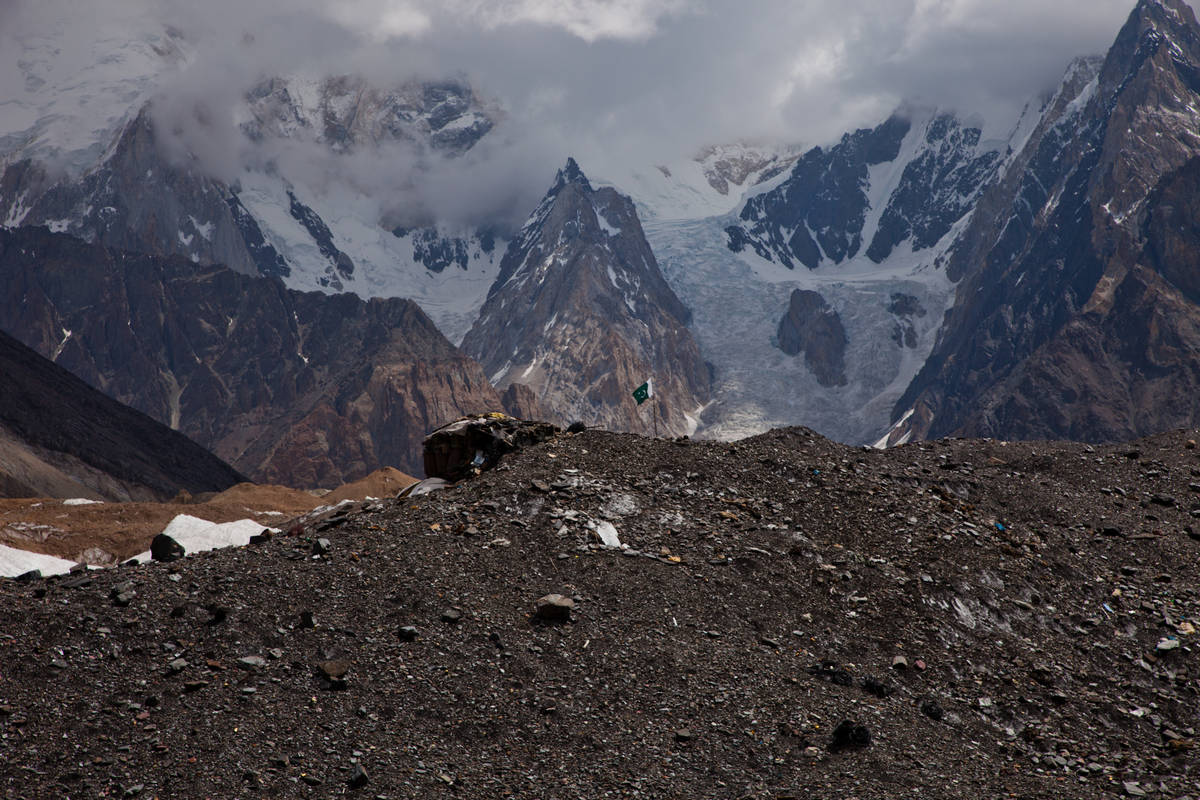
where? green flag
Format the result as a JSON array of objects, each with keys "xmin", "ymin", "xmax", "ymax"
[{"xmin": 632, "ymin": 378, "xmax": 653, "ymax": 405}]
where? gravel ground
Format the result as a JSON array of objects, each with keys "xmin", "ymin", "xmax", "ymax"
[{"xmin": 2, "ymin": 427, "xmax": 1199, "ymax": 799}]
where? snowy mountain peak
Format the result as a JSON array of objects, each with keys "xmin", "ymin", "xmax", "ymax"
[
  {"xmin": 553, "ymin": 158, "xmax": 593, "ymax": 192},
  {"xmin": 461, "ymin": 162, "xmax": 709, "ymax": 436},
  {"xmin": 724, "ymin": 109, "xmax": 1009, "ymax": 273}
]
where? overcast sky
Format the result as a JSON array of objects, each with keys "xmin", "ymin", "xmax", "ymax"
[{"xmin": 1, "ymin": 0, "xmax": 1173, "ymax": 226}]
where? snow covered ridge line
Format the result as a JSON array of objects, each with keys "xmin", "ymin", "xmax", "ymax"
[{"xmin": 0, "ymin": 516, "xmax": 276, "ymax": 579}]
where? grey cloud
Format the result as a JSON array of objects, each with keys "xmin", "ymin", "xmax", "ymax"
[{"xmin": 4, "ymin": 0, "xmax": 1173, "ymax": 229}]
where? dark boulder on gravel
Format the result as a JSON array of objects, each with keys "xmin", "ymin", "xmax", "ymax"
[{"xmin": 149, "ymin": 533, "xmax": 185, "ymax": 562}]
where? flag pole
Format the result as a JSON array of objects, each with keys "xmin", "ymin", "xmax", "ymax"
[{"xmin": 653, "ymin": 394, "xmax": 659, "ymax": 439}]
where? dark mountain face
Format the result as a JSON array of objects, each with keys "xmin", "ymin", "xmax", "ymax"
[
  {"xmin": 776, "ymin": 290, "xmax": 848, "ymax": 387},
  {"xmin": 0, "ymin": 328, "xmax": 244, "ymax": 501},
  {"xmin": 0, "ymin": 227, "xmax": 510, "ymax": 486},
  {"xmin": 461, "ymin": 160, "xmax": 710, "ymax": 436},
  {"xmin": 889, "ymin": 0, "xmax": 1200, "ymax": 445},
  {"xmin": 726, "ymin": 116, "xmax": 910, "ymax": 270},
  {"xmin": 1, "ymin": 108, "xmax": 268, "ymax": 277},
  {"xmin": 724, "ymin": 112, "xmax": 1006, "ymax": 272}
]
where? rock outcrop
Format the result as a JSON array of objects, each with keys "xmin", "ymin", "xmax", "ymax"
[
  {"xmin": 776, "ymin": 290, "xmax": 849, "ymax": 387},
  {"xmin": 0, "ymin": 226, "xmax": 508, "ymax": 486},
  {"xmin": 461, "ymin": 160, "xmax": 710, "ymax": 436}
]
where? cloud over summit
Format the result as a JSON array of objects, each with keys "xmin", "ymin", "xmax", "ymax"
[{"xmin": 2, "ymin": 0, "xmax": 1175, "ymax": 227}]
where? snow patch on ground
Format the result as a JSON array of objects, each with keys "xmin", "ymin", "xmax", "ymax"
[
  {"xmin": 130, "ymin": 515, "xmax": 273, "ymax": 563},
  {"xmin": 0, "ymin": 544, "xmax": 76, "ymax": 578},
  {"xmin": 588, "ymin": 519, "xmax": 622, "ymax": 549}
]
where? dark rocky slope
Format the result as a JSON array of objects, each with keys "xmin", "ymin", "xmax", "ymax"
[
  {"xmin": 0, "ymin": 329, "xmax": 244, "ymax": 501},
  {"xmin": 891, "ymin": 0, "xmax": 1200, "ymax": 445},
  {"xmin": 0, "ymin": 226, "xmax": 510, "ymax": 486},
  {"xmin": 3, "ymin": 426, "xmax": 1199, "ymax": 798}
]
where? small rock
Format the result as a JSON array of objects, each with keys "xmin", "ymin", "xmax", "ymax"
[
  {"xmin": 534, "ymin": 594, "xmax": 575, "ymax": 622},
  {"xmin": 182, "ymin": 680, "xmax": 209, "ymax": 692},
  {"xmin": 150, "ymin": 533, "xmax": 185, "ymax": 563},
  {"xmin": 441, "ymin": 608, "xmax": 463, "ymax": 624},
  {"xmin": 808, "ymin": 660, "xmax": 853, "ymax": 686},
  {"xmin": 862, "ymin": 676, "xmax": 894, "ymax": 698},
  {"xmin": 674, "ymin": 729, "xmax": 696, "ymax": 742},
  {"xmin": 238, "ymin": 656, "xmax": 267, "ymax": 669},
  {"xmin": 167, "ymin": 658, "xmax": 189, "ymax": 675},
  {"xmin": 347, "ymin": 763, "xmax": 370, "ymax": 789},
  {"xmin": 891, "ymin": 655, "xmax": 908, "ymax": 670},
  {"xmin": 318, "ymin": 660, "xmax": 350, "ymax": 679},
  {"xmin": 299, "ymin": 611, "xmax": 317, "ymax": 628},
  {"xmin": 829, "ymin": 719, "xmax": 871, "ymax": 752},
  {"xmin": 398, "ymin": 626, "xmax": 419, "ymax": 642},
  {"xmin": 248, "ymin": 530, "xmax": 273, "ymax": 545},
  {"xmin": 1157, "ymin": 638, "xmax": 1181, "ymax": 652},
  {"xmin": 313, "ymin": 538, "xmax": 332, "ymax": 555},
  {"xmin": 13, "ymin": 569, "xmax": 42, "ymax": 583},
  {"xmin": 1124, "ymin": 781, "xmax": 1147, "ymax": 797},
  {"xmin": 920, "ymin": 699, "xmax": 944, "ymax": 721}
]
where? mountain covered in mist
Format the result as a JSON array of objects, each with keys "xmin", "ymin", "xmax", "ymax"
[{"xmin": 5, "ymin": 0, "xmax": 1200, "ymax": 471}]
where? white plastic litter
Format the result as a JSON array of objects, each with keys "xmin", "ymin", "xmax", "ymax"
[{"xmin": 588, "ymin": 519, "xmax": 622, "ymax": 549}]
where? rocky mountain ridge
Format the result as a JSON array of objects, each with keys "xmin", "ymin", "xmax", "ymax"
[
  {"xmin": 886, "ymin": 0, "xmax": 1200, "ymax": 446},
  {"xmin": 462, "ymin": 160, "xmax": 711, "ymax": 436},
  {"xmin": 0, "ymin": 226, "xmax": 512, "ymax": 486}
]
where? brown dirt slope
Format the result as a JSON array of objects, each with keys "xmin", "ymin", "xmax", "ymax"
[
  {"xmin": 0, "ymin": 471, "xmax": 415, "ymax": 564},
  {"xmin": 2, "ymin": 427, "xmax": 1199, "ymax": 798}
]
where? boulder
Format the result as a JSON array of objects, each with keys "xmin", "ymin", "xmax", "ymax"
[{"xmin": 423, "ymin": 414, "xmax": 559, "ymax": 481}]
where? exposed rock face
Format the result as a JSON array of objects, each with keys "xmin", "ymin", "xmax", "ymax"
[
  {"xmin": 0, "ymin": 226, "xmax": 507, "ymax": 485},
  {"xmin": 889, "ymin": 0, "xmax": 1200, "ymax": 445},
  {"xmin": 888, "ymin": 293, "xmax": 927, "ymax": 350},
  {"xmin": 726, "ymin": 112, "xmax": 1009, "ymax": 272},
  {"xmin": 462, "ymin": 160, "xmax": 710, "ymax": 435},
  {"xmin": 865, "ymin": 115, "xmax": 1004, "ymax": 263},
  {"xmin": 776, "ymin": 290, "xmax": 848, "ymax": 387},
  {"xmin": 695, "ymin": 143, "xmax": 800, "ymax": 196},
  {"xmin": 241, "ymin": 76, "xmax": 495, "ymax": 157},
  {"xmin": 3, "ymin": 108, "xmax": 267, "ymax": 277},
  {"xmin": 726, "ymin": 117, "xmax": 910, "ymax": 270},
  {"xmin": 0, "ymin": 328, "xmax": 244, "ymax": 501}
]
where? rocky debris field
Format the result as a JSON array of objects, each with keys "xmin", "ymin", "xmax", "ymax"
[{"xmin": 2, "ymin": 427, "xmax": 1200, "ymax": 799}]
